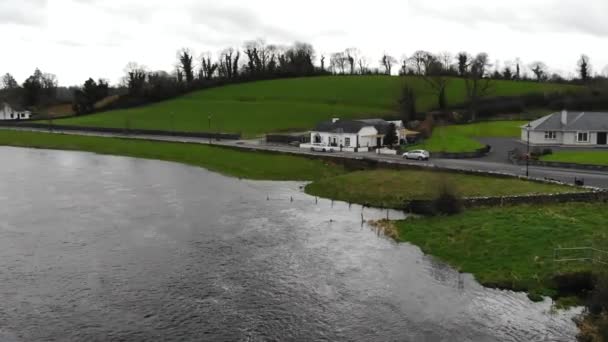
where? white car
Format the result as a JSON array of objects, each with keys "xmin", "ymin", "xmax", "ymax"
[
  {"xmin": 310, "ymin": 143, "xmax": 337, "ymax": 152},
  {"xmin": 403, "ymin": 150, "xmax": 430, "ymax": 161}
]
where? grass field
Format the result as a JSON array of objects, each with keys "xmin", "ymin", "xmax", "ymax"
[
  {"xmin": 396, "ymin": 203, "xmax": 608, "ymax": 298},
  {"xmin": 0, "ymin": 130, "xmax": 344, "ymax": 181},
  {"xmin": 54, "ymin": 76, "xmax": 578, "ymax": 137},
  {"xmin": 541, "ymin": 151, "xmax": 608, "ymax": 166},
  {"xmin": 305, "ymin": 169, "xmax": 576, "ymax": 208},
  {"xmin": 407, "ymin": 121, "xmax": 526, "ymax": 153}
]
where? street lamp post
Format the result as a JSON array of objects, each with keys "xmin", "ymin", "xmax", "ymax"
[
  {"xmin": 208, "ymin": 114, "xmax": 212, "ymax": 144},
  {"xmin": 526, "ymin": 123, "xmax": 531, "ymax": 177}
]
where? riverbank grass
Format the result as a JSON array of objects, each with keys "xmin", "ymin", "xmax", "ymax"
[
  {"xmin": 0, "ymin": 130, "xmax": 345, "ymax": 181},
  {"xmin": 305, "ymin": 169, "xmax": 578, "ymax": 208},
  {"xmin": 541, "ymin": 150, "xmax": 608, "ymax": 166},
  {"xmin": 407, "ymin": 121, "xmax": 525, "ymax": 153},
  {"xmin": 395, "ymin": 203, "xmax": 608, "ymax": 297}
]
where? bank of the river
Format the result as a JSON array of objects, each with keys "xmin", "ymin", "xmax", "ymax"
[
  {"xmin": 395, "ymin": 202, "xmax": 607, "ymax": 301},
  {"xmin": 0, "ymin": 130, "xmax": 345, "ymax": 181},
  {"xmin": 305, "ymin": 169, "xmax": 579, "ymax": 209}
]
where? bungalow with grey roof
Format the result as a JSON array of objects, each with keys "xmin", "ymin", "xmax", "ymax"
[
  {"xmin": 522, "ymin": 110, "xmax": 608, "ymax": 146},
  {"xmin": 307, "ymin": 118, "xmax": 405, "ymax": 151},
  {"xmin": 0, "ymin": 103, "xmax": 32, "ymax": 121}
]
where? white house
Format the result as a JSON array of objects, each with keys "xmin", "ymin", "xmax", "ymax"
[
  {"xmin": 306, "ymin": 118, "xmax": 403, "ymax": 152},
  {"xmin": 522, "ymin": 110, "xmax": 608, "ymax": 146},
  {"xmin": 0, "ymin": 103, "xmax": 32, "ymax": 121}
]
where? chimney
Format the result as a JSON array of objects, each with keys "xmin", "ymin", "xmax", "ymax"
[
  {"xmin": 561, "ymin": 110, "xmax": 568, "ymax": 126},
  {"xmin": 332, "ymin": 118, "xmax": 339, "ymax": 123}
]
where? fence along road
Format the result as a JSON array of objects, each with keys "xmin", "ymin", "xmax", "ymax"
[{"xmin": 3, "ymin": 125, "xmax": 608, "ymax": 189}]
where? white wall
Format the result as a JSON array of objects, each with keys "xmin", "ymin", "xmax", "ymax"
[
  {"xmin": 563, "ymin": 131, "xmax": 596, "ymax": 146},
  {"xmin": 524, "ymin": 129, "xmax": 600, "ymax": 146},
  {"xmin": 358, "ymin": 126, "xmax": 380, "ymax": 148}
]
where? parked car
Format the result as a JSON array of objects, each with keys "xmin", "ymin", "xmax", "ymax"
[
  {"xmin": 310, "ymin": 143, "xmax": 337, "ymax": 152},
  {"xmin": 403, "ymin": 150, "xmax": 430, "ymax": 161}
]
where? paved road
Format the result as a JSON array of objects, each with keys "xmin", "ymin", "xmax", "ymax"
[{"xmin": 4, "ymin": 126, "xmax": 608, "ymax": 189}]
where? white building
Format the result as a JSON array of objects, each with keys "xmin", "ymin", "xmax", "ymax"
[
  {"xmin": 0, "ymin": 103, "xmax": 32, "ymax": 121},
  {"xmin": 522, "ymin": 110, "xmax": 608, "ymax": 146},
  {"xmin": 306, "ymin": 118, "xmax": 404, "ymax": 152}
]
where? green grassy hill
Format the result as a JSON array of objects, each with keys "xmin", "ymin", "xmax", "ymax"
[{"xmin": 56, "ymin": 76, "xmax": 579, "ymax": 137}]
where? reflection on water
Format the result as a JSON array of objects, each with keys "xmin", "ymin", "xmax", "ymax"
[{"xmin": 0, "ymin": 147, "xmax": 580, "ymax": 341}]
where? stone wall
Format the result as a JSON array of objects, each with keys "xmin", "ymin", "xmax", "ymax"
[
  {"xmin": 432, "ymin": 145, "xmax": 491, "ymax": 159},
  {"xmin": 406, "ymin": 191, "xmax": 608, "ymax": 214}
]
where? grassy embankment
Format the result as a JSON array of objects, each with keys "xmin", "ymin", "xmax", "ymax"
[
  {"xmin": 395, "ymin": 203, "xmax": 608, "ymax": 299},
  {"xmin": 305, "ymin": 169, "xmax": 578, "ymax": 208},
  {"xmin": 542, "ymin": 151, "xmax": 608, "ymax": 166},
  {"xmin": 54, "ymin": 76, "xmax": 577, "ymax": 137},
  {"xmin": 406, "ymin": 120, "xmax": 526, "ymax": 153},
  {"xmin": 0, "ymin": 130, "xmax": 344, "ymax": 181}
]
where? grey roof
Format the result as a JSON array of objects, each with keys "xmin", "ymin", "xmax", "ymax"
[
  {"xmin": 313, "ymin": 118, "xmax": 391, "ymax": 134},
  {"xmin": 528, "ymin": 111, "xmax": 608, "ymax": 131}
]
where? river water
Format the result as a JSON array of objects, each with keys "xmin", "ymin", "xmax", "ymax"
[{"xmin": 0, "ymin": 147, "xmax": 581, "ymax": 341}]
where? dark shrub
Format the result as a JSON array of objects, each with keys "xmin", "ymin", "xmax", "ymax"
[
  {"xmin": 542, "ymin": 148, "xmax": 553, "ymax": 156},
  {"xmin": 553, "ymin": 271, "xmax": 597, "ymax": 297},
  {"xmin": 588, "ymin": 274, "xmax": 608, "ymax": 315},
  {"xmin": 434, "ymin": 183, "xmax": 463, "ymax": 215}
]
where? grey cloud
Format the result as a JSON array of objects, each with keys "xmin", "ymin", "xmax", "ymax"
[
  {"xmin": 187, "ymin": 5, "xmax": 302, "ymax": 45},
  {"xmin": 0, "ymin": 0, "xmax": 47, "ymax": 27},
  {"xmin": 409, "ymin": 0, "xmax": 608, "ymax": 37}
]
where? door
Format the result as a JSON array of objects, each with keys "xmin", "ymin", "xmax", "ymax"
[
  {"xmin": 598, "ymin": 132, "xmax": 607, "ymax": 145},
  {"xmin": 376, "ymin": 137, "xmax": 382, "ymax": 147}
]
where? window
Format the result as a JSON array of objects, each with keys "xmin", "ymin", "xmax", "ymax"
[
  {"xmin": 344, "ymin": 138, "xmax": 351, "ymax": 147},
  {"xmin": 544, "ymin": 131, "xmax": 557, "ymax": 140},
  {"xmin": 577, "ymin": 132, "xmax": 589, "ymax": 143},
  {"xmin": 10, "ymin": 114, "xmax": 14, "ymax": 119}
]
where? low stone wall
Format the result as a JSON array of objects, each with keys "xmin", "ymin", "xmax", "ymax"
[
  {"xmin": 523, "ymin": 159, "xmax": 608, "ymax": 172},
  {"xmin": 266, "ymin": 134, "xmax": 310, "ymax": 144},
  {"xmin": 432, "ymin": 145, "xmax": 491, "ymax": 159},
  {"xmin": 406, "ymin": 191, "xmax": 608, "ymax": 214},
  {"xmin": 0, "ymin": 122, "xmax": 241, "ymax": 140}
]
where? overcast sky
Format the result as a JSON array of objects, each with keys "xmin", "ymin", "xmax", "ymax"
[{"xmin": 2, "ymin": 0, "xmax": 608, "ymax": 86}]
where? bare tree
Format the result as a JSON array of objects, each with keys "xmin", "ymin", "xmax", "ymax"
[
  {"xmin": 199, "ymin": 52, "xmax": 218, "ymax": 80},
  {"xmin": 529, "ymin": 61, "xmax": 548, "ymax": 82},
  {"xmin": 330, "ymin": 52, "xmax": 348, "ymax": 74},
  {"xmin": 358, "ymin": 56, "xmax": 370, "ymax": 74},
  {"xmin": 456, "ymin": 52, "xmax": 470, "ymax": 76},
  {"xmin": 399, "ymin": 55, "xmax": 409, "ymax": 75},
  {"xmin": 421, "ymin": 52, "xmax": 450, "ymax": 109},
  {"xmin": 123, "ymin": 62, "xmax": 147, "ymax": 94},
  {"xmin": 380, "ymin": 54, "xmax": 397, "ymax": 75},
  {"xmin": 178, "ymin": 48, "xmax": 195, "ymax": 83},
  {"xmin": 438, "ymin": 52, "xmax": 453, "ymax": 72},
  {"xmin": 514, "ymin": 58, "xmax": 522, "ymax": 79},
  {"xmin": 464, "ymin": 53, "xmax": 493, "ymax": 121},
  {"xmin": 1, "ymin": 73, "xmax": 18, "ymax": 89},
  {"xmin": 219, "ymin": 48, "xmax": 239, "ymax": 79},
  {"xmin": 345, "ymin": 48, "xmax": 360, "ymax": 74},
  {"xmin": 578, "ymin": 54, "xmax": 592, "ymax": 82},
  {"xmin": 409, "ymin": 50, "xmax": 429, "ymax": 75}
]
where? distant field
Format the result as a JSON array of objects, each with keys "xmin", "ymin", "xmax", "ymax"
[
  {"xmin": 406, "ymin": 121, "xmax": 526, "ymax": 153},
  {"xmin": 541, "ymin": 151, "xmax": 608, "ymax": 166},
  {"xmin": 55, "ymin": 76, "xmax": 578, "ymax": 137}
]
